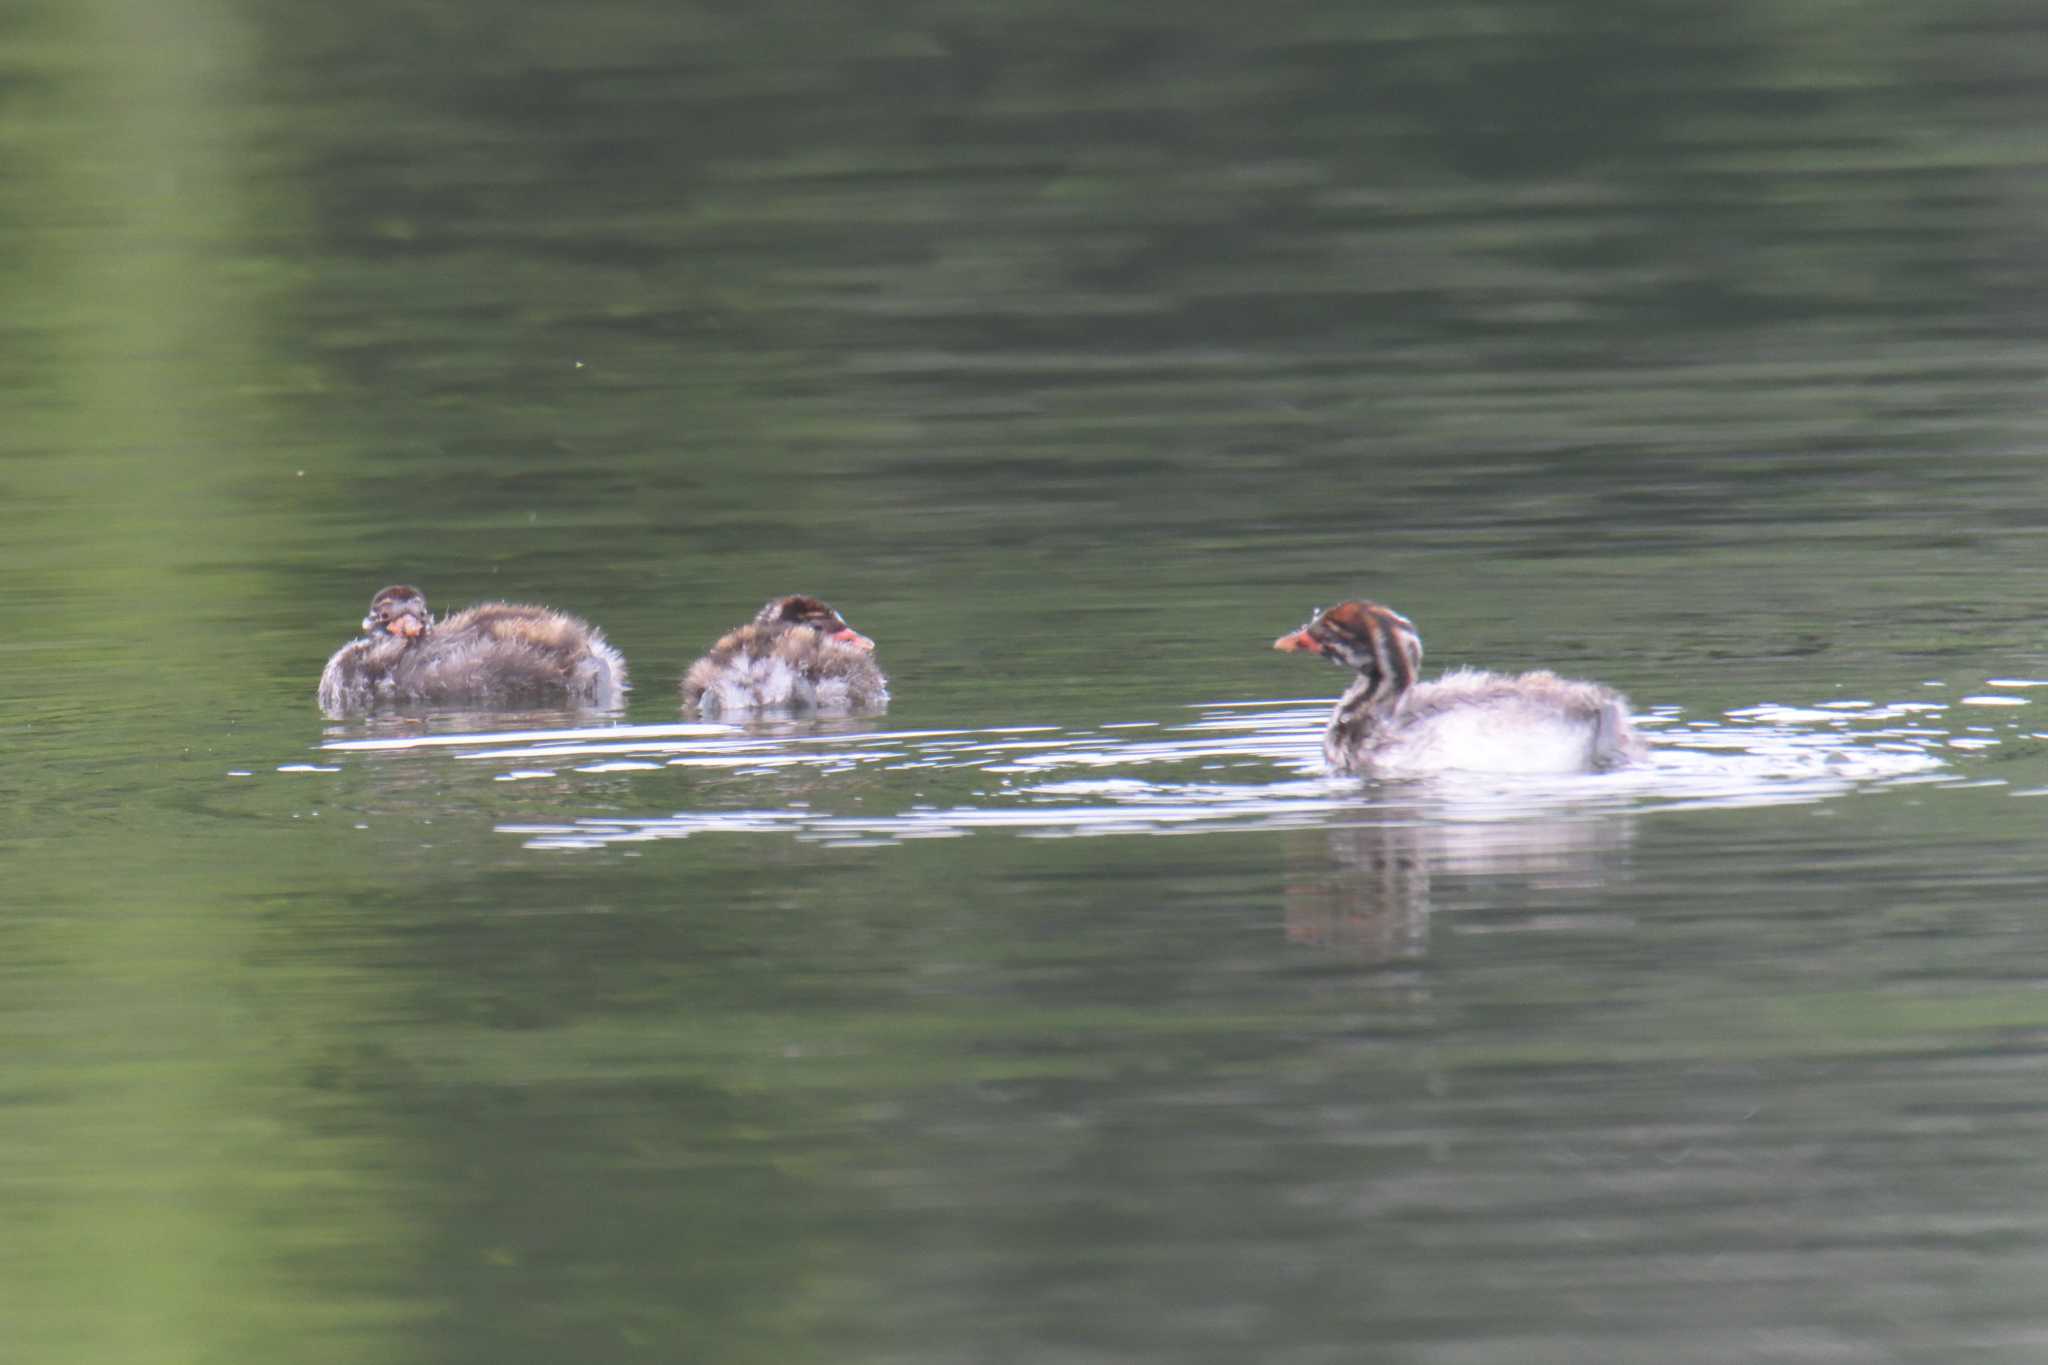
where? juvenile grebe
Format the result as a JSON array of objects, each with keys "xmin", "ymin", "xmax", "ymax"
[
  {"xmin": 318, "ymin": 585, "xmax": 628, "ymax": 714},
  {"xmin": 681, "ymin": 595, "xmax": 889, "ymax": 717},
  {"xmin": 1273, "ymin": 600, "xmax": 1641, "ymax": 776}
]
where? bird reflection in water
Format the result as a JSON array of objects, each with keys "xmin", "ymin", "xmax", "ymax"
[{"xmin": 1283, "ymin": 811, "xmax": 1635, "ymax": 963}]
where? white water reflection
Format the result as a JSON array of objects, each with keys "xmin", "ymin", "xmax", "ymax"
[{"xmin": 299, "ymin": 688, "xmax": 2014, "ymax": 851}]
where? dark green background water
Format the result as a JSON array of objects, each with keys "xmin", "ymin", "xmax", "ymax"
[{"xmin": 11, "ymin": 1, "xmax": 2048, "ymax": 1361}]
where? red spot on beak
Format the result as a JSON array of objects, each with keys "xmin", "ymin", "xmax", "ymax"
[
  {"xmin": 1273, "ymin": 629, "xmax": 1321, "ymax": 654},
  {"xmin": 832, "ymin": 627, "xmax": 875, "ymax": 652}
]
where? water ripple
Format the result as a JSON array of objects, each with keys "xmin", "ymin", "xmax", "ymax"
[{"xmin": 297, "ymin": 690, "xmax": 2010, "ymax": 850}]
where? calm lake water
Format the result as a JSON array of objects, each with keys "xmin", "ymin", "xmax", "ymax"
[{"xmin": 12, "ymin": 1, "xmax": 2048, "ymax": 1362}]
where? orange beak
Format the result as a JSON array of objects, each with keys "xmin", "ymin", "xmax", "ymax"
[
  {"xmin": 392, "ymin": 614, "xmax": 425, "ymax": 639},
  {"xmin": 832, "ymin": 627, "xmax": 875, "ymax": 652},
  {"xmin": 1272, "ymin": 628, "xmax": 1320, "ymax": 654}
]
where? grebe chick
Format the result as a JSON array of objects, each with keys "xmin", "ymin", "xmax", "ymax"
[
  {"xmin": 681, "ymin": 594, "xmax": 889, "ymax": 717},
  {"xmin": 318, "ymin": 584, "xmax": 628, "ymax": 714},
  {"xmin": 1273, "ymin": 600, "xmax": 1641, "ymax": 776}
]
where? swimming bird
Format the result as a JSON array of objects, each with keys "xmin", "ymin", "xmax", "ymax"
[
  {"xmin": 318, "ymin": 584, "xmax": 627, "ymax": 713},
  {"xmin": 681, "ymin": 594, "xmax": 888, "ymax": 717},
  {"xmin": 1273, "ymin": 600, "xmax": 1640, "ymax": 775}
]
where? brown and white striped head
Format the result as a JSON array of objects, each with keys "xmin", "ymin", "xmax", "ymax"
[
  {"xmin": 362, "ymin": 585, "xmax": 430, "ymax": 640},
  {"xmin": 754, "ymin": 594, "xmax": 874, "ymax": 652},
  {"xmin": 1273, "ymin": 601, "xmax": 1423, "ymax": 703}
]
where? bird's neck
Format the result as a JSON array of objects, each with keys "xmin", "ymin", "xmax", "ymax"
[{"xmin": 1329, "ymin": 672, "xmax": 1406, "ymax": 752}]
